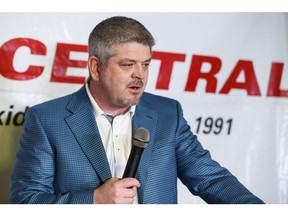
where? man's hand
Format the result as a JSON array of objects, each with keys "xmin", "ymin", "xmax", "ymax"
[{"xmin": 93, "ymin": 177, "xmax": 140, "ymax": 204}]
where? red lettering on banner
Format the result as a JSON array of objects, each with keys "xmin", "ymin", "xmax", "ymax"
[
  {"xmin": 0, "ymin": 38, "xmax": 46, "ymax": 80},
  {"xmin": 267, "ymin": 63, "xmax": 288, "ymax": 97},
  {"xmin": 219, "ymin": 60, "xmax": 261, "ymax": 96},
  {"xmin": 152, "ymin": 51, "xmax": 186, "ymax": 89},
  {"xmin": 0, "ymin": 37, "xmax": 287, "ymax": 98},
  {"xmin": 185, "ymin": 55, "xmax": 221, "ymax": 93},
  {"xmin": 50, "ymin": 43, "xmax": 88, "ymax": 84}
]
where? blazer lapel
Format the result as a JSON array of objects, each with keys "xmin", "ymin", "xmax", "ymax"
[
  {"xmin": 133, "ymin": 101, "xmax": 158, "ymax": 204},
  {"xmin": 65, "ymin": 86, "xmax": 112, "ymax": 185}
]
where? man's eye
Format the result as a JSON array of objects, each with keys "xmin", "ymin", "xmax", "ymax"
[
  {"xmin": 143, "ymin": 64, "xmax": 150, "ymax": 69},
  {"xmin": 122, "ymin": 64, "xmax": 133, "ymax": 67}
]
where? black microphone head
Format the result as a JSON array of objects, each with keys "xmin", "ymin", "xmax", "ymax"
[{"xmin": 132, "ymin": 128, "xmax": 150, "ymax": 148}]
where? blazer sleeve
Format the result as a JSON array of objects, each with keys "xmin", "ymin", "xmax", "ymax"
[
  {"xmin": 174, "ymin": 101, "xmax": 264, "ymax": 204},
  {"xmin": 10, "ymin": 107, "xmax": 94, "ymax": 204}
]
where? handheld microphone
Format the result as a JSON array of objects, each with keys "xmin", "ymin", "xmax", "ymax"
[{"xmin": 122, "ymin": 128, "xmax": 150, "ymax": 178}]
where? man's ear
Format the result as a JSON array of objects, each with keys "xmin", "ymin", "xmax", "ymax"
[{"xmin": 88, "ymin": 56, "xmax": 100, "ymax": 81}]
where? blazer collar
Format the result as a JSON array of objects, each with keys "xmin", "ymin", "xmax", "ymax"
[
  {"xmin": 65, "ymin": 85, "xmax": 112, "ymax": 185},
  {"xmin": 133, "ymin": 96, "xmax": 158, "ymax": 203}
]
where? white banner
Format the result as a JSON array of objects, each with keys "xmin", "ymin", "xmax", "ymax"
[{"xmin": 0, "ymin": 12, "xmax": 287, "ymax": 204}]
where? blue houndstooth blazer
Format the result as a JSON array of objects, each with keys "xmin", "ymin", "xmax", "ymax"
[{"xmin": 10, "ymin": 85, "xmax": 264, "ymax": 204}]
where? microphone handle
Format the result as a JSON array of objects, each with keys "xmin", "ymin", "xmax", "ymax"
[{"xmin": 122, "ymin": 146, "xmax": 144, "ymax": 178}]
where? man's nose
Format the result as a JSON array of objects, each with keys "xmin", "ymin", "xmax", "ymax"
[{"xmin": 132, "ymin": 65, "xmax": 145, "ymax": 79}]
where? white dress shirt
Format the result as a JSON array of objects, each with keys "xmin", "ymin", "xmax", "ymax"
[{"xmin": 85, "ymin": 84, "xmax": 138, "ymax": 203}]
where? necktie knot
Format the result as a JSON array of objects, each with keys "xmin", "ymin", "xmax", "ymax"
[{"xmin": 104, "ymin": 114, "xmax": 114, "ymax": 125}]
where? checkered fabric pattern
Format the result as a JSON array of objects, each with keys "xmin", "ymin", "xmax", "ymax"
[{"xmin": 10, "ymin": 86, "xmax": 264, "ymax": 204}]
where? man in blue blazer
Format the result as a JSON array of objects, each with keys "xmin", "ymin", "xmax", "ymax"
[{"xmin": 10, "ymin": 16, "xmax": 264, "ymax": 204}]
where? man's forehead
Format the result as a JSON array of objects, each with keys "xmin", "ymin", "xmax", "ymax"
[{"xmin": 111, "ymin": 42, "xmax": 152, "ymax": 59}]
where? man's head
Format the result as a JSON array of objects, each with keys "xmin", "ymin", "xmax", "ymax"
[{"xmin": 87, "ymin": 16, "xmax": 155, "ymax": 115}]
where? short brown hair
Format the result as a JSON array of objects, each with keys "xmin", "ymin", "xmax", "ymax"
[{"xmin": 88, "ymin": 16, "xmax": 155, "ymax": 70}]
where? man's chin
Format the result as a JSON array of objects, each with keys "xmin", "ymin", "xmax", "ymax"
[{"xmin": 120, "ymin": 98, "xmax": 140, "ymax": 107}]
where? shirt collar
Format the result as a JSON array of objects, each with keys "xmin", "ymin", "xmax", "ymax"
[{"xmin": 85, "ymin": 83, "xmax": 136, "ymax": 118}]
